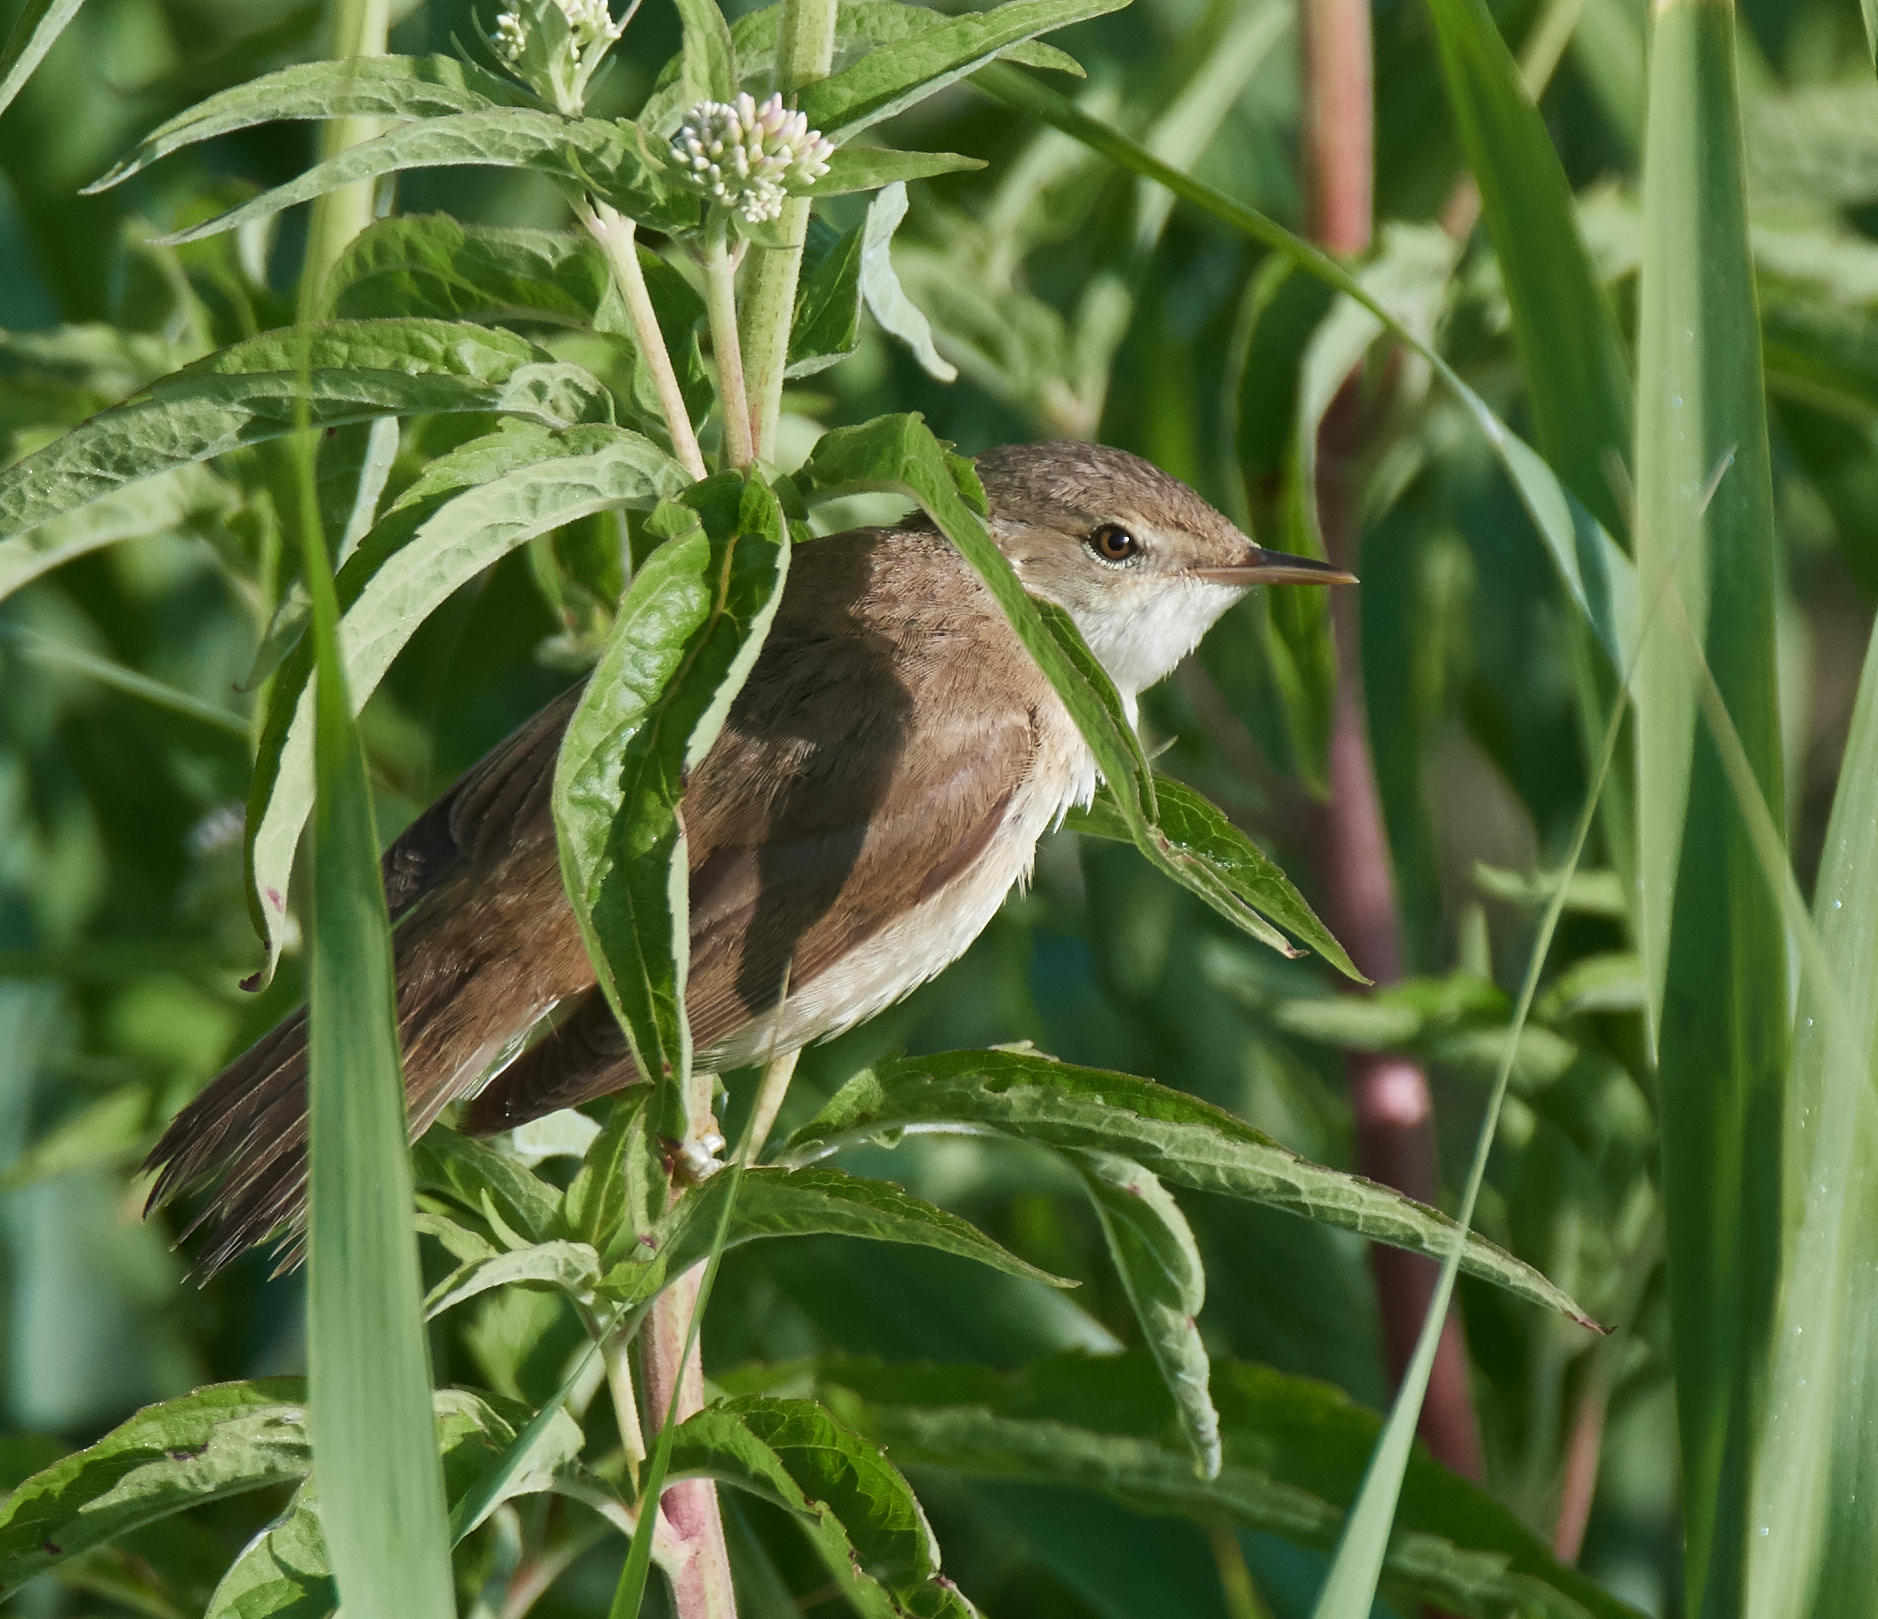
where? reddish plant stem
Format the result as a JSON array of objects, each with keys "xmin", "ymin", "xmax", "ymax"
[
  {"xmin": 1552, "ymin": 1362, "xmax": 1612, "ymax": 1562},
  {"xmin": 1298, "ymin": 0, "xmax": 1485, "ymax": 1485},
  {"xmin": 641, "ymin": 1263, "xmax": 737, "ymax": 1618}
]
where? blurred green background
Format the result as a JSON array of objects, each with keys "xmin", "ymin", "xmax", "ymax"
[{"xmin": 3, "ymin": 0, "xmax": 1877, "ymax": 1611}]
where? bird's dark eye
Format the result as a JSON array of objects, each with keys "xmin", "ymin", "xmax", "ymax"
[{"xmin": 1088, "ymin": 524, "xmax": 1141, "ymax": 563}]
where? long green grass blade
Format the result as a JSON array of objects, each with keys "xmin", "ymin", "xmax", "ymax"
[
  {"xmin": 1634, "ymin": 5, "xmax": 1786, "ymax": 1615},
  {"xmin": 296, "ymin": 18, "xmax": 454, "ymax": 1608},
  {"xmin": 0, "ymin": 0, "xmax": 83, "ymax": 121},
  {"xmin": 1748, "ymin": 618, "xmax": 1878, "ymax": 1613}
]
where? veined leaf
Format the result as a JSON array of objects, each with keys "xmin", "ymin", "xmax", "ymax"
[
  {"xmin": 1074, "ymin": 1152, "xmax": 1219, "ymax": 1480},
  {"xmin": 245, "ymin": 423, "xmax": 691, "ymax": 982},
  {"xmin": 0, "ymin": 320, "xmax": 613, "ymax": 544},
  {"xmin": 1066, "ymin": 772, "xmax": 1360, "ymax": 979},
  {"xmin": 778, "ymin": 1050, "xmax": 1593, "ymax": 1323},
  {"xmin": 0, "ymin": 1380, "xmax": 311, "ymax": 1593},
  {"xmin": 666, "ymin": 1395, "xmax": 977, "ymax": 1618},
  {"xmin": 798, "ymin": 0, "xmax": 1126, "ymax": 141},
  {"xmin": 152, "ymin": 109, "xmax": 693, "ymax": 246},
  {"xmin": 673, "ymin": 0, "xmax": 738, "ymax": 105},
  {"xmin": 412, "ymin": 1122, "xmax": 563, "ymax": 1246},
  {"xmin": 802, "ymin": 1353, "xmax": 1644, "ymax": 1619},
  {"xmin": 424, "ymin": 1239, "xmax": 602, "ymax": 1319},
  {"xmin": 83, "ymin": 55, "xmax": 528, "ymax": 192},
  {"xmin": 597, "ymin": 1163, "xmax": 1073, "ymax": 1297},
  {"xmin": 0, "ymin": 463, "xmax": 235, "ymax": 604},
  {"xmin": 553, "ymin": 478, "xmax": 790, "ymax": 1140}
]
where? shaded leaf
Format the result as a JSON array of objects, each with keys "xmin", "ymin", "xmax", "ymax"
[
  {"xmin": 778, "ymin": 1049, "xmax": 1593, "ymax": 1323},
  {"xmin": 858, "ymin": 181, "xmax": 957, "ymax": 383}
]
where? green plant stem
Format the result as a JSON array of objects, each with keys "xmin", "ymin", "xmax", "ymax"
[
  {"xmin": 579, "ymin": 198, "xmax": 709, "ymax": 481},
  {"xmin": 741, "ymin": 0, "xmax": 840, "ymax": 461},
  {"xmin": 703, "ymin": 211, "xmax": 755, "ymax": 472},
  {"xmin": 738, "ymin": 1047, "xmax": 800, "ymax": 1165},
  {"xmin": 303, "ymin": 0, "xmax": 389, "ymax": 301},
  {"xmin": 603, "ymin": 1318, "xmax": 648, "ymax": 1488}
]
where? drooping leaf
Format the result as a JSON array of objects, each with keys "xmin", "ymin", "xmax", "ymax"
[
  {"xmin": 553, "ymin": 477, "xmax": 790, "ymax": 1140},
  {"xmin": 799, "ymin": 1353, "xmax": 1644, "ymax": 1619},
  {"xmin": 797, "ymin": 0, "xmax": 1126, "ymax": 141},
  {"xmin": 857, "ymin": 181, "xmax": 957, "ymax": 383},
  {"xmin": 778, "ymin": 1050, "xmax": 1593, "ymax": 1323},
  {"xmin": 0, "ymin": 321, "xmax": 613, "ymax": 544},
  {"xmin": 666, "ymin": 1395, "xmax": 977, "ymax": 1618},
  {"xmin": 1074, "ymin": 1153, "xmax": 1219, "ymax": 1479},
  {"xmin": 0, "ymin": 1383, "xmax": 308, "ymax": 1592},
  {"xmin": 425, "ymin": 1239, "xmax": 603, "ymax": 1320},
  {"xmin": 244, "ymin": 422, "xmax": 691, "ymax": 982},
  {"xmin": 412, "ymin": 1123, "xmax": 563, "ymax": 1247},
  {"xmin": 1066, "ymin": 772, "xmax": 1360, "ymax": 979}
]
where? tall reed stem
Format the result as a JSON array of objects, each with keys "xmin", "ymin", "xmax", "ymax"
[{"xmin": 1298, "ymin": 0, "xmax": 1484, "ymax": 1483}]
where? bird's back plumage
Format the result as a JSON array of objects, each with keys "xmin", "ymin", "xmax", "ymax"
[{"xmin": 146, "ymin": 525, "xmax": 1084, "ymax": 1270}]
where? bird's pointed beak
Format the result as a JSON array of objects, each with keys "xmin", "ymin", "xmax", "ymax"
[{"xmin": 1191, "ymin": 547, "xmax": 1359, "ymax": 587}]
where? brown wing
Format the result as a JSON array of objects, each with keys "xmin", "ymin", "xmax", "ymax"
[{"xmin": 465, "ymin": 528, "xmax": 1047, "ymax": 1129}]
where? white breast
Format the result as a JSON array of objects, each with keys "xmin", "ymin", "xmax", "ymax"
[{"xmin": 701, "ymin": 713, "xmax": 1095, "ymax": 1073}]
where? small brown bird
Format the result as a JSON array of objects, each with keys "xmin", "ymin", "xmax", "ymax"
[{"xmin": 146, "ymin": 441, "xmax": 1352, "ymax": 1271}]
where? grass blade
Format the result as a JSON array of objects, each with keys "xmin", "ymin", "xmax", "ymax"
[
  {"xmin": 1634, "ymin": 6, "xmax": 1786, "ymax": 1616},
  {"xmin": 1748, "ymin": 620, "xmax": 1878, "ymax": 1612},
  {"xmin": 0, "ymin": 0, "xmax": 83, "ymax": 121}
]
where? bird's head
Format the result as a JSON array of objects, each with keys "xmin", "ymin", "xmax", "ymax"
[{"xmin": 974, "ymin": 441, "xmax": 1354, "ymax": 703}]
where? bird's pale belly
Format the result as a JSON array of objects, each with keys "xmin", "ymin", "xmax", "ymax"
[{"xmin": 702, "ymin": 726, "xmax": 1097, "ymax": 1073}]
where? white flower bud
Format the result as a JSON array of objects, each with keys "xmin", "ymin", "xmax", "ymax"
[
  {"xmin": 670, "ymin": 92, "xmax": 836, "ymax": 226},
  {"xmin": 493, "ymin": 8, "xmax": 528, "ymax": 64}
]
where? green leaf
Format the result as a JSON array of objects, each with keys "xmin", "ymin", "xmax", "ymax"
[
  {"xmin": 798, "ymin": 0, "xmax": 1125, "ymax": 141},
  {"xmin": 154, "ymin": 110, "xmax": 687, "ymax": 246},
  {"xmin": 1750, "ymin": 618, "xmax": 1878, "ymax": 1615},
  {"xmin": 787, "ymin": 215, "xmax": 865, "ymax": 379},
  {"xmin": 425, "ymin": 1239, "xmax": 603, "ymax": 1320},
  {"xmin": 673, "ymin": 0, "xmax": 738, "ymax": 104},
  {"xmin": 324, "ymin": 215, "xmax": 713, "ymax": 424},
  {"xmin": 598, "ymin": 1164, "xmax": 1072, "ymax": 1298},
  {"xmin": 857, "ymin": 181, "xmax": 957, "ymax": 383},
  {"xmin": 0, "ymin": 463, "xmax": 236, "ymax": 604},
  {"xmin": 666, "ymin": 1395, "xmax": 976, "ymax": 1618},
  {"xmin": 558, "ymin": 1089, "xmax": 662, "ymax": 1252},
  {"xmin": 0, "ymin": 0, "xmax": 84, "ymax": 122},
  {"xmin": 412, "ymin": 1124, "xmax": 563, "ymax": 1246},
  {"xmin": 778, "ymin": 1049, "xmax": 1593, "ymax": 1323},
  {"xmin": 0, "ymin": 1380, "xmax": 311, "ymax": 1594},
  {"xmin": 245, "ymin": 423, "xmax": 691, "ymax": 983},
  {"xmin": 804, "ymin": 1353, "xmax": 1645, "ymax": 1619},
  {"xmin": 301, "ymin": 356, "xmax": 454, "ymax": 1615},
  {"xmin": 83, "ymin": 55, "xmax": 526, "ymax": 192},
  {"xmin": 203, "ymin": 1388, "xmax": 586, "ymax": 1614},
  {"xmin": 1074, "ymin": 1153, "xmax": 1218, "ymax": 1480},
  {"xmin": 805, "ymin": 145, "xmax": 986, "ymax": 195},
  {"xmin": 0, "ymin": 321, "xmax": 613, "ymax": 544},
  {"xmin": 553, "ymin": 477, "xmax": 790, "ymax": 1139},
  {"xmin": 1634, "ymin": 8, "xmax": 1788, "ymax": 1616},
  {"xmin": 1066, "ymin": 772, "xmax": 1360, "ymax": 980}
]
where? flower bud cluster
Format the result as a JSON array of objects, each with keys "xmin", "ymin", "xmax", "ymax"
[
  {"xmin": 670, "ymin": 93, "xmax": 835, "ymax": 226},
  {"xmin": 492, "ymin": 0, "xmax": 627, "ymax": 114}
]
